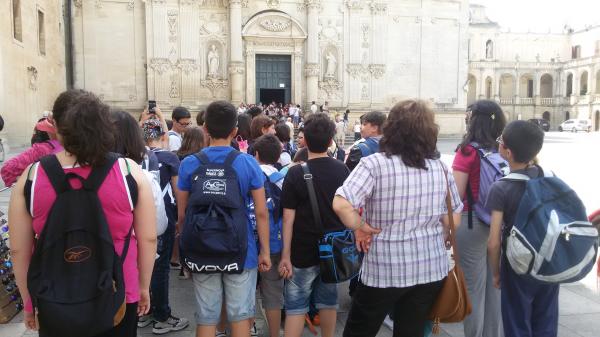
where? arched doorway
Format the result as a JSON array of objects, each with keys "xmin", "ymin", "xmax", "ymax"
[
  {"xmin": 540, "ymin": 74, "xmax": 553, "ymax": 98},
  {"xmin": 580, "ymin": 71, "xmax": 589, "ymax": 95},
  {"xmin": 242, "ymin": 11, "xmax": 307, "ymax": 105},
  {"xmin": 467, "ymin": 74, "xmax": 477, "ymax": 105},
  {"xmin": 566, "ymin": 73, "xmax": 573, "ymax": 96},
  {"xmin": 519, "ymin": 74, "xmax": 534, "ymax": 98},
  {"xmin": 595, "ymin": 111, "xmax": 599, "ymax": 131},
  {"xmin": 542, "ymin": 111, "xmax": 550, "ymax": 121},
  {"xmin": 485, "ymin": 77, "xmax": 492, "ymax": 99}
]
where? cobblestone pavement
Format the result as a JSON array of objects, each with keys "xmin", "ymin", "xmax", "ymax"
[{"xmin": 2, "ymin": 133, "xmax": 600, "ymax": 336}]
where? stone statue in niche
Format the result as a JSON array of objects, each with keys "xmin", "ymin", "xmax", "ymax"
[
  {"xmin": 207, "ymin": 45, "xmax": 220, "ymax": 79},
  {"xmin": 325, "ymin": 51, "xmax": 337, "ymax": 78},
  {"xmin": 486, "ymin": 41, "xmax": 493, "ymax": 59}
]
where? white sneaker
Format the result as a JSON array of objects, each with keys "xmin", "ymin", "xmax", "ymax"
[
  {"xmin": 383, "ymin": 316, "xmax": 394, "ymax": 330},
  {"xmin": 152, "ymin": 315, "xmax": 189, "ymax": 335},
  {"xmin": 216, "ymin": 330, "xmax": 227, "ymax": 337},
  {"xmin": 137, "ymin": 314, "xmax": 154, "ymax": 328}
]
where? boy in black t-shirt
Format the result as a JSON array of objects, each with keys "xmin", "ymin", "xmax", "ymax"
[
  {"xmin": 486, "ymin": 121, "xmax": 558, "ymax": 337},
  {"xmin": 279, "ymin": 113, "xmax": 349, "ymax": 337}
]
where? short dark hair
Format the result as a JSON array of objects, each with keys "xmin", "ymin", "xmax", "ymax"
[
  {"xmin": 303, "ymin": 113, "xmax": 335, "ymax": 153},
  {"xmin": 274, "ymin": 122, "xmax": 291, "ymax": 143},
  {"xmin": 250, "ymin": 115, "xmax": 275, "ymax": 140},
  {"xmin": 253, "ymin": 134, "xmax": 282, "ymax": 165},
  {"xmin": 362, "ymin": 111, "xmax": 387, "ymax": 133},
  {"xmin": 196, "ymin": 110, "xmax": 205, "ymax": 126},
  {"xmin": 53, "ymin": 90, "xmax": 115, "ymax": 167},
  {"xmin": 502, "ymin": 120, "xmax": 544, "ymax": 163},
  {"xmin": 247, "ymin": 106, "xmax": 262, "ymax": 119},
  {"xmin": 166, "ymin": 119, "xmax": 173, "ymax": 131},
  {"xmin": 172, "ymin": 106, "xmax": 191, "ymax": 122},
  {"xmin": 379, "ymin": 100, "xmax": 438, "ymax": 170},
  {"xmin": 236, "ymin": 113, "xmax": 251, "ymax": 140},
  {"xmin": 205, "ymin": 101, "xmax": 237, "ymax": 139}
]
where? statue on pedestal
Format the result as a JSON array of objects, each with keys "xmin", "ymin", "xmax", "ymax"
[
  {"xmin": 325, "ymin": 51, "xmax": 337, "ymax": 78},
  {"xmin": 207, "ymin": 45, "xmax": 220, "ymax": 79}
]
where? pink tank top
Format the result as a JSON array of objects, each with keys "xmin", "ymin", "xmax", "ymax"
[{"xmin": 25, "ymin": 160, "xmax": 138, "ymax": 312}]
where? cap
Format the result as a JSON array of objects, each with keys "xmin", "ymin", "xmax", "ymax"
[
  {"xmin": 35, "ymin": 119, "xmax": 56, "ymax": 134},
  {"xmin": 142, "ymin": 118, "xmax": 164, "ymax": 141}
]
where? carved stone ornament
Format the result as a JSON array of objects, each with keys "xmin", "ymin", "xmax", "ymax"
[
  {"xmin": 260, "ymin": 19, "xmax": 291, "ymax": 32},
  {"xmin": 200, "ymin": 0, "xmax": 225, "ymax": 7},
  {"xmin": 369, "ymin": 2, "xmax": 387, "ymax": 15},
  {"xmin": 361, "ymin": 83, "xmax": 369, "ymax": 100},
  {"xmin": 319, "ymin": 78, "xmax": 343, "ymax": 98},
  {"xmin": 266, "ymin": 0, "xmax": 280, "ymax": 9},
  {"xmin": 149, "ymin": 58, "xmax": 171, "ymax": 75},
  {"xmin": 95, "ymin": 0, "xmax": 103, "ymax": 9},
  {"xmin": 228, "ymin": 62, "xmax": 245, "ymax": 75},
  {"xmin": 73, "ymin": 0, "xmax": 82, "ymax": 8},
  {"xmin": 177, "ymin": 59, "xmax": 199, "ymax": 75},
  {"xmin": 361, "ymin": 24, "xmax": 369, "ymax": 48},
  {"xmin": 346, "ymin": 64, "xmax": 366, "ymax": 79},
  {"xmin": 127, "ymin": 0, "xmax": 135, "ymax": 10},
  {"xmin": 201, "ymin": 78, "xmax": 229, "ymax": 98},
  {"xmin": 305, "ymin": 0, "xmax": 321, "ymax": 9},
  {"xmin": 129, "ymin": 94, "xmax": 137, "ymax": 102},
  {"xmin": 368, "ymin": 64, "xmax": 386, "ymax": 79},
  {"xmin": 27, "ymin": 66, "xmax": 38, "ymax": 91},
  {"xmin": 345, "ymin": 0, "xmax": 363, "ymax": 10},
  {"xmin": 168, "ymin": 10, "xmax": 178, "ymax": 43},
  {"xmin": 305, "ymin": 63, "xmax": 320, "ymax": 77},
  {"xmin": 169, "ymin": 75, "xmax": 180, "ymax": 99}
]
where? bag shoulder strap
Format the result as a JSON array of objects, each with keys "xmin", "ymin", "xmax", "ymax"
[
  {"xmin": 442, "ymin": 168, "xmax": 460, "ymax": 262},
  {"xmin": 502, "ymin": 173, "xmax": 531, "ymax": 181},
  {"xmin": 301, "ymin": 163, "xmax": 324, "ymax": 235},
  {"xmin": 194, "ymin": 152, "xmax": 210, "ymax": 165},
  {"xmin": 39, "ymin": 155, "xmax": 70, "ymax": 194},
  {"xmin": 269, "ymin": 171, "xmax": 285, "ymax": 184},
  {"xmin": 120, "ymin": 224, "xmax": 134, "ymax": 264}
]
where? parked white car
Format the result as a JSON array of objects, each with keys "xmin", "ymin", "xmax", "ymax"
[{"xmin": 559, "ymin": 119, "xmax": 591, "ymax": 132}]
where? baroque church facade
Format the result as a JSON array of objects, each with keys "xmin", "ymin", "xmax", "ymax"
[{"xmin": 1, "ymin": 0, "xmax": 599, "ymax": 144}]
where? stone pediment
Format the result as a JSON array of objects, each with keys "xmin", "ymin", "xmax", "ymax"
[{"xmin": 242, "ymin": 11, "xmax": 307, "ymax": 40}]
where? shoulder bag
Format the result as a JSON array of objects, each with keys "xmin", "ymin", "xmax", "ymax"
[
  {"xmin": 428, "ymin": 169, "xmax": 472, "ymax": 334},
  {"xmin": 301, "ymin": 163, "xmax": 362, "ymax": 284}
]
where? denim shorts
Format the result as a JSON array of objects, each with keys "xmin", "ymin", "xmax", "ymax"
[
  {"xmin": 192, "ymin": 268, "xmax": 257, "ymax": 325},
  {"xmin": 284, "ymin": 265, "xmax": 338, "ymax": 315}
]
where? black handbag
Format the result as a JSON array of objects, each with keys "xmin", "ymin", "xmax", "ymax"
[{"xmin": 301, "ymin": 163, "xmax": 362, "ymax": 284}]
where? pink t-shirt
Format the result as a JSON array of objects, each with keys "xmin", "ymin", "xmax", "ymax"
[
  {"xmin": 25, "ymin": 161, "xmax": 138, "ymax": 312},
  {"xmin": 452, "ymin": 145, "xmax": 481, "ymax": 211}
]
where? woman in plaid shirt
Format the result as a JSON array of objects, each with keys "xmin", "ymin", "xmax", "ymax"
[{"xmin": 333, "ymin": 100, "xmax": 463, "ymax": 337}]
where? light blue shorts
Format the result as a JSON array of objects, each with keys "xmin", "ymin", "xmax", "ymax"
[
  {"xmin": 284, "ymin": 265, "xmax": 338, "ymax": 315},
  {"xmin": 192, "ymin": 268, "xmax": 257, "ymax": 325}
]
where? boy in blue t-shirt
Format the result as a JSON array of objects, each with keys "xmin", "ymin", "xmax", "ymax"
[
  {"xmin": 251, "ymin": 134, "xmax": 285, "ymax": 337},
  {"xmin": 486, "ymin": 121, "xmax": 558, "ymax": 337},
  {"xmin": 177, "ymin": 101, "xmax": 271, "ymax": 337}
]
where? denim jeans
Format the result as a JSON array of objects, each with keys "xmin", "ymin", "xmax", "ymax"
[{"xmin": 150, "ymin": 205, "xmax": 176, "ymax": 322}]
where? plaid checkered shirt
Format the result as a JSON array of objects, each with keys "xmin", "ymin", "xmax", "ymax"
[{"xmin": 336, "ymin": 153, "xmax": 463, "ymax": 288}]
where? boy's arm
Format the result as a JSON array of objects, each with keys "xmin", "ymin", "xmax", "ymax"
[
  {"xmin": 488, "ymin": 210, "xmax": 503, "ymax": 289},
  {"xmin": 251, "ymin": 187, "xmax": 271, "ymax": 272},
  {"xmin": 175, "ymin": 190, "xmax": 188, "ymax": 235},
  {"xmin": 279, "ymin": 208, "xmax": 295, "ymax": 279}
]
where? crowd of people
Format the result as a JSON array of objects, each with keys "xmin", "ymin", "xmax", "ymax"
[{"xmin": 2, "ymin": 90, "xmax": 600, "ymax": 337}]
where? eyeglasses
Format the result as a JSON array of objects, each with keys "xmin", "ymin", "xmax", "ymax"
[
  {"xmin": 177, "ymin": 121, "xmax": 192, "ymax": 127},
  {"xmin": 496, "ymin": 135, "xmax": 504, "ymax": 146}
]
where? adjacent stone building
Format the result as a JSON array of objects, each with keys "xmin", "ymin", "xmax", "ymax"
[
  {"xmin": 468, "ymin": 4, "xmax": 600, "ymax": 131},
  {"xmin": 0, "ymin": 0, "xmax": 66, "ymax": 145}
]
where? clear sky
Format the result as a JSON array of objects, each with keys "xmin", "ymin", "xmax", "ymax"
[{"xmin": 472, "ymin": 0, "xmax": 600, "ymax": 33}]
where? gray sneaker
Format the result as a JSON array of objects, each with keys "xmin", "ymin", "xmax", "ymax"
[
  {"xmin": 216, "ymin": 330, "xmax": 227, "ymax": 337},
  {"xmin": 250, "ymin": 322, "xmax": 258, "ymax": 337},
  {"xmin": 152, "ymin": 315, "xmax": 189, "ymax": 335},
  {"xmin": 137, "ymin": 314, "xmax": 154, "ymax": 328}
]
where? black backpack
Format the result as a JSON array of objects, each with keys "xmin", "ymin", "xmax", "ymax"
[
  {"xmin": 27, "ymin": 154, "xmax": 133, "ymax": 337},
  {"xmin": 179, "ymin": 150, "xmax": 248, "ymax": 274}
]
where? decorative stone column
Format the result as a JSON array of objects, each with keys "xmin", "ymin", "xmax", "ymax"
[
  {"xmin": 370, "ymin": 2, "xmax": 387, "ymax": 105},
  {"xmin": 305, "ymin": 0, "xmax": 321, "ymax": 105},
  {"xmin": 346, "ymin": 1, "xmax": 363, "ymax": 105},
  {"xmin": 229, "ymin": 0, "xmax": 244, "ymax": 104}
]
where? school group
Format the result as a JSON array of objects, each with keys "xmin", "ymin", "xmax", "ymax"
[{"xmin": 5, "ymin": 89, "xmax": 600, "ymax": 337}]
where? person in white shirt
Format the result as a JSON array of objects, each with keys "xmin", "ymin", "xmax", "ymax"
[
  {"xmin": 285, "ymin": 117, "xmax": 295, "ymax": 141},
  {"xmin": 334, "ymin": 114, "xmax": 346, "ymax": 147},
  {"xmin": 353, "ymin": 119, "xmax": 362, "ymax": 141},
  {"xmin": 310, "ymin": 101, "xmax": 318, "ymax": 114},
  {"xmin": 169, "ymin": 107, "xmax": 191, "ymax": 151}
]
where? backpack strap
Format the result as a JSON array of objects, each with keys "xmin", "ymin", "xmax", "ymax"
[
  {"xmin": 269, "ymin": 171, "xmax": 285, "ymax": 185},
  {"xmin": 193, "ymin": 152, "xmax": 210, "ymax": 165},
  {"xmin": 301, "ymin": 163, "xmax": 324, "ymax": 235},
  {"xmin": 120, "ymin": 224, "xmax": 134, "ymax": 264},
  {"xmin": 39, "ymin": 155, "xmax": 71, "ymax": 194},
  {"xmin": 501, "ymin": 173, "xmax": 531, "ymax": 181},
  {"xmin": 224, "ymin": 150, "xmax": 241, "ymax": 167},
  {"xmin": 82, "ymin": 153, "xmax": 120, "ymax": 192}
]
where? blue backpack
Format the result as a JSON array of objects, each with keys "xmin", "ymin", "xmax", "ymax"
[
  {"xmin": 179, "ymin": 150, "xmax": 247, "ymax": 274},
  {"xmin": 248, "ymin": 171, "xmax": 284, "ymax": 253},
  {"xmin": 503, "ymin": 169, "xmax": 598, "ymax": 283},
  {"xmin": 466, "ymin": 143, "xmax": 509, "ymax": 227},
  {"xmin": 357, "ymin": 138, "xmax": 379, "ymax": 157}
]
